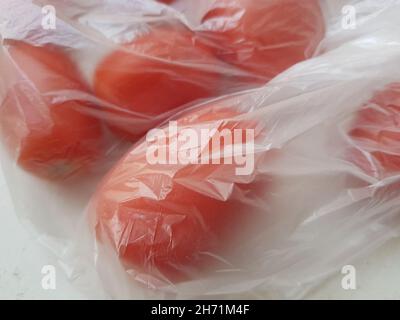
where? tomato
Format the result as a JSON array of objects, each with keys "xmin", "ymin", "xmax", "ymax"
[
  {"xmin": 200, "ymin": 0, "xmax": 325, "ymax": 82},
  {"xmin": 156, "ymin": 0, "xmax": 175, "ymax": 4},
  {"xmin": 92, "ymin": 105, "xmax": 266, "ymax": 282},
  {"xmin": 0, "ymin": 41, "xmax": 103, "ymax": 180},
  {"xmin": 349, "ymin": 83, "xmax": 400, "ymax": 178},
  {"xmin": 94, "ymin": 23, "xmax": 222, "ymax": 141}
]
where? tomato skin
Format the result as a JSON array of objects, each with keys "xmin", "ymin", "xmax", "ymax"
[
  {"xmin": 93, "ymin": 106, "xmax": 264, "ymax": 282},
  {"xmin": 0, "ymin": 41, "xmax": 103, "ymax": 180},
  {"xmin": 200, "ymin": 0, "xmax": 325, "ymax": 81},
  {"xmin": 95, "ymin": 182, "xmax": 241, "ymax": 282},
  {"xmin": 156, "ymin": 0, "xmax": 175, "ymax": 4},
  {"xmin": 349, "ymin": 83, "xmax": 400, "ymax": 178},
  {"xmin": 94, "ymin": 24, "xmax": 222, "ymax": 141}
]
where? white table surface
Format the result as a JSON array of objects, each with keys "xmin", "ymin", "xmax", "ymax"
[{"xmin": 1, "ymin": 166, "xmax": 399, "ymax": 300}]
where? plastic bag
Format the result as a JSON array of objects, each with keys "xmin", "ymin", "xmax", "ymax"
[
  {"xmin": 1, "ymin": 0, "xmax": 400, "ymax": 299},
  {"xmin": 0, "ymin": 0, "xmax": 325, "ymax": 156}
]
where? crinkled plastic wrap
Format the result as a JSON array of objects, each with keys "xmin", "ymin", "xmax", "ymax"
[{"xmin": 1, "ymin": 0, "xmax": 400, "ymax": 299}]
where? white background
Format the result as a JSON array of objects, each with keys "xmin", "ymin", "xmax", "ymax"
[{"xmin": 1, "ymin": 166, "xmax": 400, "ymax": 300}]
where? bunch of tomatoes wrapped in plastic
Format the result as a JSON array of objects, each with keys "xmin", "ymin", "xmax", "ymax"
[{"xmin": 1, "ymin": 0, "xmax": 400, "ymax": 299}]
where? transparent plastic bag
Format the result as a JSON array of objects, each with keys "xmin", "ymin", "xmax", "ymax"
[
  {"xmin": 1, "ymin": 0, "xmax": 400, "ymax": 299},
  {"xmin": 0, "ymin": 0, "xmax": 325, "ymax": 156}
]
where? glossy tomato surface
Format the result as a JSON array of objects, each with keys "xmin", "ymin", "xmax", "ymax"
[
  {"xmin": 0, "ymin": 41, "xmax": 103, "ymax": 180},
  {"xmin": 92, "ymin": 105, "xmax": 266, "ymax": 282},
  {"xmin": 94, "ymin": 23, "xmax": 222, "ymax": 141},
  {"xmin": 200, "ymin": 0, "xmax": 325, "ymax": 81},
  {"xmin": 349, "ymin": 83, "xmax": 400, "ymax": 178}
]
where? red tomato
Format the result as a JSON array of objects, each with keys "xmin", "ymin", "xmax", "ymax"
[
  {"xmin": 92, "ymin": 105, "xmax": 265, "ymax": 282},
  {"xmin": 200, "ymin": 0, "xmax": 325, "ymax": 81},
  {"xmin": 0, "ymin": 41, "xmax": 103, "ymax": 180},
  {"xmin": 349, "ymin": 83, "xmax": 400, "ymax": 178},
  {"xmin": 94, "ymin": 23, "xmax": 222, "ymax": 141},
  {"xmin": 156, "ymin": 0, "xmax": 175, "ymax": 4}
]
